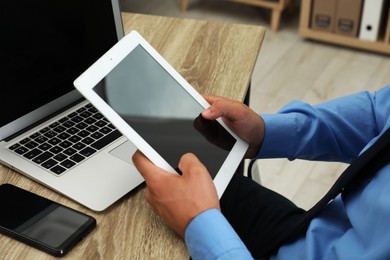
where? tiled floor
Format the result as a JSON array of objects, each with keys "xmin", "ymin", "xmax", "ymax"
[{"xmin": 122, "ymin": 0, "xmax": 390, "ymax": 209}]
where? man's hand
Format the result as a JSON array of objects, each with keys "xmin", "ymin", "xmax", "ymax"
[
  {"xmin": 202, "ymin": 96, "xmax": 265, "ymax": 158},
  {"xmin": 132, "ymin": 96, "xmax": 264, "ymax": 238},
  {"xmin": 132, "ymin": 150, "xmax": 220, "ymax": 239}
]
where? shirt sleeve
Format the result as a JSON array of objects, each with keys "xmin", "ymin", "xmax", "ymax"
[
  {"xmin": 185, "ymin": 208, "xmax": 253, "ymax": 260},
  {"xmin": 258, "ymin": 86, "xmax": 390, "ymax": 163},
  {"xmin": 261, "ymin": 85, "xmax": 390, "ymax": 259}
]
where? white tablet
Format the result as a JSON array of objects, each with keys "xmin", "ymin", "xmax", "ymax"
[{"xmin": 74, "ymin": 30, "xmax": 248, "ymax": 198}]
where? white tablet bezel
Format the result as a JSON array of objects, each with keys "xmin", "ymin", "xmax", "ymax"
[{"xmin": 74, "ymin": 30, "xmax": 248, "ymax": 198}]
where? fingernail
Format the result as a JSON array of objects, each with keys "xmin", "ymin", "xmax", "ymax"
[{"xmin": 202, "ymin": 108, "xmax": 212, "ymax": 117}]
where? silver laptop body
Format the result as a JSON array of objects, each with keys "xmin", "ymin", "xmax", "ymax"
[{"xmin": 0, "ymin": 0, "xmax": 143, "ymax": 211}]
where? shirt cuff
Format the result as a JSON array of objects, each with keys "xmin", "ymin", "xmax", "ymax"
[
  {"xmin": 185, "ymin": 208, "xmax": 253, "ymax": 260},
  {"xmin": 257, "ymin": 113, "xmax": 297, "ymax": 159}
]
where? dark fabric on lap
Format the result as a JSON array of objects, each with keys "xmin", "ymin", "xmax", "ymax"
[{"xmin": 220, "ymin": 174, "xmax": 307, "ymax": 258}]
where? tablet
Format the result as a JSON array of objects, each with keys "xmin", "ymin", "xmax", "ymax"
[{"xmin": 74, "ymin": 30, "xmax": 248, "ymax": 198}]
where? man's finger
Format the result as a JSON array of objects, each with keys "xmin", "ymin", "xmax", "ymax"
[
  {"xmin": 178, "ymin": 153, "xmax": 209, "ymax": 179},
  {"xmin": 203, "ymin": 95, "xmax": 226, "ymax": 105},
  {"xmin": 132, "ymin": 150, "xmax": 165, "ymax": 181},
  {"xmin": 203, "ymin": 98, "xmax": 245, "ymax": 122}
]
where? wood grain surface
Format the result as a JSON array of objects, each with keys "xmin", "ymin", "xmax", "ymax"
[{"xmin": 122, "ymin": 13, "xmax": 265, "ymax": 101}]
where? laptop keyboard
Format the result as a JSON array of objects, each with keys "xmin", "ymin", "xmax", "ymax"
[{"xmin": 7, "ymin": 103, "xmax": 122, "ymax": 175}]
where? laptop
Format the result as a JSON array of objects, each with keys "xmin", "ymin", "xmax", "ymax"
[{"xmin": 0, "ymin": 0, "xmax": 144, "ymax": 211}]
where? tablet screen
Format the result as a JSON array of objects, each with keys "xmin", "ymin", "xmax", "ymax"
[{"xmin": 93, "ymin": 45, "xmax": 236, "ymax": 177}]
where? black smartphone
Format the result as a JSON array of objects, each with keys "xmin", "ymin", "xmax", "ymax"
[{"xmin": 0, "ymin": 183, "xmax": 96, "ymax": 256}]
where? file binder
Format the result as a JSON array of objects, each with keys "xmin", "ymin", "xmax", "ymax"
[
  {"xmin": 311, "ymin": 0, "xmax": 338, "ymax": 32},
  {"xmin": 359, "ymin": 0, "xmax": 386, "ymax": 41},
  {"xmin": 386, "ymin": 6, "xmax": 390, "ymax": 43},
  {"xmin": 334, "ymin": 0, "xmax": 364, "ymax": 37}
]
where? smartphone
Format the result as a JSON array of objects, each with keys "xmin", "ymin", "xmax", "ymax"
[{"xmin": 0, "ymin": 183, "xmax": 96, "ymax": 256}]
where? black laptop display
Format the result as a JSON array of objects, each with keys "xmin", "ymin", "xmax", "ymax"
[{"xmin": 1, "ymin": 0, "xmax": 122, "ymax": 135}]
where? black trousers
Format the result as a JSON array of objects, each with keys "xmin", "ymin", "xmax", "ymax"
[{"xmin": 220, "ymin": 174, "xmax": 308, "ymax": 259}]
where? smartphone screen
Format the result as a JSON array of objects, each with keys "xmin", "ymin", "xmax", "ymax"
[{"xmin": 0, "ymin": 184, "xmax": 96, "ymax": 256}]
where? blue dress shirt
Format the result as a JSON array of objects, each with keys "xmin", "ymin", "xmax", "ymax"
[{"xmin": 185, "ymin": 85, "xmax": 390, "ymax": 259}]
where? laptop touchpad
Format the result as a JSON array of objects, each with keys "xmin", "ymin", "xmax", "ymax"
[{"xmin": 109, "ymin": 141, "xmax": 137, "ymax": 165}]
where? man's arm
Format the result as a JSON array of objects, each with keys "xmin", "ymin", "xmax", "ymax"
[{"xmin": 259, "ymin": 86, "xmax": 390, "ymax": 163}]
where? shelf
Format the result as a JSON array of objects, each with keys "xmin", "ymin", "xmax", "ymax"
[
  {"xmin": 299, "ymin": 0, "xmax": 390, "ymax": 55},
  {"xmin": 180, "ymin": 0, "xmax": 295, "ymax": 31}
]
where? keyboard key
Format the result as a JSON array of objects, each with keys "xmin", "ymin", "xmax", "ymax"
[
  {"xmin": 54, "ymin": 153, "xmax": 67, "ymax": 162},
  {"xmin": 63, "ymin": 147, "xmax": 77, "ymax": 156},
  {"xmin": 20, "ymin": 138, "xmax": 31, "ymax": 145},
  {"xmin": 15, "ymin": 146, "xmax": 29, "ymax": 155},
  {"xmin": 8, "ymin": 143, "xmax": 21, "ymax": 150},
  {"xmin": 99, "ymin": 127, "xmax": 112, "ymax": 135},
  {"xmin": 80, "ymin": 147, "xmax": 96, "ymax": 157},
  {"xmin": 77, "ymin": 130, "xmax": 90, "ymax": 138},
  {"xmin": 85, "ymin": 117, "xmax": 97, "ymax": 124},
  {"xmin": 62, "ymin": 120, "xmax": 75, "ymax": 128},
  {"xmin": 35, "ymin": 135, "xmax": 48, "ymax": 144},
  {"xmin": 75, "ymin": 122, "xmax": 88, "ymax": 129},
  {"xmin": 59, "ymin": 140, "xmax": 72, "ymax": 149},
  {"xmin": 41, "ymin": 159, "xmax": 58, "ymax": 169},
  {"xmin": 72, "ymin": 142, "xmax": 86, "ymax": 151},
  {"xmin": 33, "ymin": 151, "xmax": 54, "ymax": 164},
  {"xmin": 81, "ymin": 137, "xmax": 95, "ymax": 145},
  {"xmin": 86, "ymin": 125, "xmax": 99, "ymax": 133},
  {"xmin": 67, "ymin": 127, "xmax": 79, "ymax": 135},
  {"xmin": 58, "ymin": 132, "xmax": 71, "ymax": 140},
  {"xmin": 92, "ymin": 113, "xmax": 104, "ymax": 120},
  {"xmin": 53, "ymin": 125, "xmax": 66, "ymax": 133},
  {"xmin": 70, "ymin": 154, "xmax": 85, "ymax": 163},
  {"xmin": 68, "ymin": 112, "xmax": 77, "ymax": 118},
  {"xmin": 76, "ymin": 107, "xmax": 86, "ymax": 113},
  {"xmin": 88, "ymin": 106, "xmax": 98, "ymax": 113},
  {"xmin": 71, "ymin": 115, "xmax": 83, "ymax": 123},
  {"xmin": 79, "ymin": 111, "xmax": 92, "ymax": 118},
  {"xmin": 25, "ymin": 141, "xmax": 38, "ymax": 149},
  {"xmin": 59, "ymin": 117, "xmax": 68, "ymax": 123},
  {"xmin": 38, "ymin": 143, "xmax": 52, "ymax": 151},
  {"xmin": 48, "ymin": 137, "xmax": 61, "ymax": 145},
  {"xmin": 49, "ymin": 146, "xmax": 63, "ymax": 154},
  {"xmin": 23, "ymin": 148, "xmax": 42, "ymax": 160},
  {"xmin": 44, "ymin": 130, "xmax": 57, "ymax": 138},
  {"xmin": 91, "ymin": 130, "xmax": 122, "ymax": 150},
  {"xmin": 60, "ymin": 159, "xmax": 76, "ymax": 169},
  {"xmin": 50, "ymin": 165, "xmax": 66, "ymax": 175},
  {"xmin": 91, "ymin": 132, "xmax": 103, "ymax": 140},
  {"xmin": 95, "ymin": 120, "xmax": 107, "ymax": 127},
  {"xmin": 68, "ymin": 135, "xmax": 82, "ymax": 143}
]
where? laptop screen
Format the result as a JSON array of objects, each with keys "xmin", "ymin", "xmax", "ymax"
[{"xmin": 0, "ymin": 0, "xmax": 123, "ymax": 139}]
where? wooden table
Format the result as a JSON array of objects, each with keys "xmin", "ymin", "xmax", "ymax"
[{"xmin": 0, "ymin": 13, "xmax": 265, "ymax": 259}]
